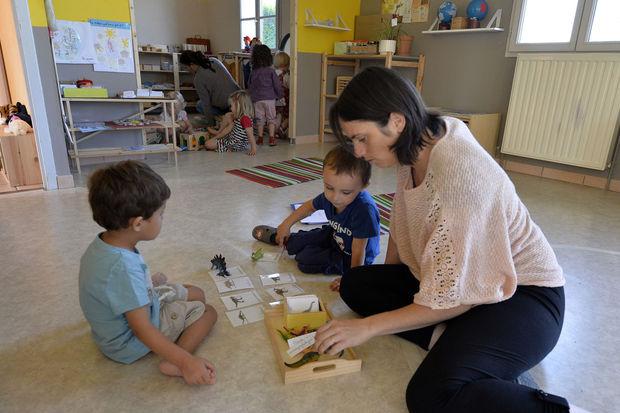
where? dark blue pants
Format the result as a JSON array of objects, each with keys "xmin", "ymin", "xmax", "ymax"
[
  {"xmin": 340, "ymin": 264, "xmax": 570, "ymax": 413},
  {"xmin": 286, "ymin": 226, "xmax": 346, "ymax": 275}
]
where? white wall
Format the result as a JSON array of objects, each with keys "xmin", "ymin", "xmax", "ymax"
[
  {"xmin": 0, "ymin": 0, "xmax": 29, "ymax": 109},
  {"xmin": 134, "ymin": 0, "xmax": 210, "ymax": 46},
  {"xmin": 204, "ymin": 0, "xmax": 241, "ymax": 53}
]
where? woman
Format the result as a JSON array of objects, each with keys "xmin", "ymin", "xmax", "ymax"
[
  {"xmin": 179, "ymin": 51, "xmax": 239, "ymax": 125},
  {"xmin": 314, "ymin": 67, "xmax": 580, "ymax": 413}
]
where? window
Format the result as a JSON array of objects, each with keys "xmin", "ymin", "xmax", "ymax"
[
  {"xmin": 240, "ymin": 0, "xmax": 278, "ymax": 50},
  {"xmin": 507, "ymin": 0, "xmax": 620, "ymax": 54}
]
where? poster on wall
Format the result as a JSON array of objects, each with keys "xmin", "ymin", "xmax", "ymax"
[
  {"xmin": 411, "ymin": 0, "xmax": 430, "ymax": 23},
  {"xmin": 90, "ymin": 19, "xmax": 135, "ymax": 73},
  {"xmin": 51, "ymin": 20, "xmax": 96, "ymax": 64},
  {"xmin": 381, "ymin": 0, "xmax": 412, "ymax": 23}
]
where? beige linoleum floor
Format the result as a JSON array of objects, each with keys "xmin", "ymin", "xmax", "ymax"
[{"xmin": 0, "ymin": 143, "xmax": 618, "ymax": 413}]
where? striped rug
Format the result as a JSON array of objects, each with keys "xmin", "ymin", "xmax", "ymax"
[
  {"xmin": 226, "ymin": 157, "xmax": 324, "ymax": 188},
  {"xmin": 371, "ymin": 193, "xmax": 395, "ymax": 234}
]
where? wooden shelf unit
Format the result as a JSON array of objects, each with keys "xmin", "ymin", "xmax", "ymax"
[
  {"xmin": 217, "ymin": 51, "xmax": 251, "ymax": 88},
  {"xmin": 0, "ymin": 131, "xmax": 43, "ymax": 188},
  {"xmin": 138, "ymin": 51, "xmax": 195, "ymax": 102},
  {"xmin": 62, "ymin": 97, "xmax": 179, "ymax": 173},
  {"xmin": 430, "ymin": 108, "xmax": 501, "ymax": 156},
  {"xmin": 319, "ymin": 52, "xmax": 426, "ymax": 142}
]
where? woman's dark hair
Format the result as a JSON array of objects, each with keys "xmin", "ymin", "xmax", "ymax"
[
  {"xmin": 251, "ymin": 44, "xmax": 273, "ymax": 68},
  {"xmin": 329, "ymin": 66, "xmax": 445, "ymax": 166},
  {"xmin": 179, "ymin": 50, "xmax": 215, "ymax": 72},
  {"xmin": 88, "ymin": 160, "xmax": 171, "ymax": 230}
]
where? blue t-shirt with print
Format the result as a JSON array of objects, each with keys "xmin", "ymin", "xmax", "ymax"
[
  {"xmin": 312, "ymin": 190, "xmax": 381, "ymax": 266},
  {"xmin": 79, "ymin": 235, "xmax": 160, "ymax": 364}
]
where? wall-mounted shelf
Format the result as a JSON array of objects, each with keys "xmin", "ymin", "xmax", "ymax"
[
  {"xmin": 423, "ymin": 9, "xmax": 503, "ymax": 35},
  {"xmin": 304, "ymin": 9, "xmax": 350, "ymax": 31}
]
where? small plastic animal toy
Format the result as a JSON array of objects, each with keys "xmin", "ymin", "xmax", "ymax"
[{"xmin": 211, "ymin": 254, "xmax": 230, "ymax": 277}]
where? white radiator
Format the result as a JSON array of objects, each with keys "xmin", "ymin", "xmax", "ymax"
[{"xmin": 501, "ymin": 53, "xmax": 620, "ymax": 170}]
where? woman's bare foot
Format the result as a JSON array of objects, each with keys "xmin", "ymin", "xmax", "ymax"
[{"xmin": 159, "ymin": 360, "xmax": 182, "ymax": 377}]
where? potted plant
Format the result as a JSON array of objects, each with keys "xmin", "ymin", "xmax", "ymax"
[{"xmin": 378, "ymin": 15, "xmax": 400, "ymax": 54}]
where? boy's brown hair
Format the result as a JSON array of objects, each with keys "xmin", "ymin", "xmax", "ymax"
[
  {"xmin": 88, "ymin": 160, "xmax": 170, "ymax": 230},
  {"xmin": 323, "ymin": 146, "xmax": 372, "ymax": 187}
]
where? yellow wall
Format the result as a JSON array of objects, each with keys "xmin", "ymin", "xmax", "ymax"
[
  {"xmin": 29, "ymin": 0, "xmax": 130, "ymax": 27},
  {"xmin": 298, "ymin": 0, "xmax": 360, "ymax": 53}
]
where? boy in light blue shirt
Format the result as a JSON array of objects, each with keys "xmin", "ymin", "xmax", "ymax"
[{"xmin": 79, "ymin": 160, "xmax": 218, "ymax": 385}]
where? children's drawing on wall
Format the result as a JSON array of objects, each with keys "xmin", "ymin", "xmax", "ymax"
[
  {"xmin": 382, "ymin": 0, "xmax": 429, "ymax": 23},
  {"xmin": 90, "ymin": 19, "xmax": 134, "ymax": 73},
  {"xmin": 51, "ymin": 20, "xmax": 95, "ymax": 64}
]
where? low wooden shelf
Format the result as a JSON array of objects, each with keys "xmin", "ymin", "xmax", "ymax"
[
  {"xmin": 62, "ymin": 97, "xmax": 179, "ymax": 173},
  {"xmin": 319, "ymin": 52, "xmax": 426, "ymax": 142}
]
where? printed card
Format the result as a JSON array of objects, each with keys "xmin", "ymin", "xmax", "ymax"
[
  {"xmin": 215, "ymin": 276, "xmax": 254, "ymax": 293},
  {"xmin": 265, "ymin": 284, "xmax": 305, "ymax": 300},
  {"xmin": 209, "ymin": 265, "xmax": 246, "ymax": 282},
  {"xmin": 220, "ymin": 291, "xmax": 262, "ymax": 311},
  {"xmin": 259, "ymin": 272, "xmax": 296, "ymax": 287},
  {"xmin": 225, "ymin": 304, "xmax": 264, "ymax": 327}
]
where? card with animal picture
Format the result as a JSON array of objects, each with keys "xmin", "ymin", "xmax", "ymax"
[
  {"xmin": 265, "ymin": 284, "xmax": 305, "ymax": 300},
  {"xmin": 220, "ymin": 290, "xmax": 262, "ymax": 311},
  {"xmin": 259, "ymin": 272, "xmax": 296, "ymax": 287},
  {"xmin": 225, "ymin": 304, "xmax": 264, "ymax": 327},
  {"xmin": 215, "ymin": 276, "xmax": 254, "ymax": 293},
  {"xmin": 208, "ymin": 265, "xmax": 246, "ymax": 282}
]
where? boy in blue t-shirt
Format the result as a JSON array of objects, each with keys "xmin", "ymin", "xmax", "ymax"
[
  {"xmin": 253, "ymin": 147, "xmax": 381, "ymax": 289},
  {"xmin": 79, "ymin": 160, "xmax": 218, "ymax": 385}
]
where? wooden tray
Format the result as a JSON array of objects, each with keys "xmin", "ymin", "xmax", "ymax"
[{"xmin": 264, "ymin": 304, "xmax": 362, "ymax": 384}]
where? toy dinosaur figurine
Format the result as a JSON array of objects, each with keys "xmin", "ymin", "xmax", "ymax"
[
  {"xmin": 211, "ymin": 254, "xmax": 230, "ymax": 277},
  {"xmin": 251, "ymin": 248, "xmax": 264, "ymax": 261}
]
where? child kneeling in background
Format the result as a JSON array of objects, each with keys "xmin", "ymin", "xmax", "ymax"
[
  {"xmin": 252, "ymin": 146, "xmax": 381, "ymax": 291},
  {"xmin": 79, "ymin": 160, "xmax": 218, "ymax": 385},
  {"xmin": 205, "ymin": 90, "xmax": 257, "ymax": 156}
]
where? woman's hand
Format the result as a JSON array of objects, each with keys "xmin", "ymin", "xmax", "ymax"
[
  {"xmin": 247, "ymin": 144, "xmax": 257, "ymax": 156},
  {"xmin": 275, "ymin": 222, "xmax": 291, "ymax": 246},
  {"xmin": 314, "ymin": 318, "xmax": 373, "ymax": 355}
]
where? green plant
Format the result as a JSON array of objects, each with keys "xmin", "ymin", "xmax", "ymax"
[{"xmin": 378, "ymin": 15, "xmax": 408, "ymax": 41}]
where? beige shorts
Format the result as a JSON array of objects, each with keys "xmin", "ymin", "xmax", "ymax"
[{"xmin": 156, "ymin": 284, "xmax": 206, "ymax": 342}]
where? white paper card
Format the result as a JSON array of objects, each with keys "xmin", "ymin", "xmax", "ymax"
[
  {"xmin": 225, "ymin": 304, "xmax": 264, "ymax": 327},
  {"xmin": 215, "ymin": 276, "xmax": 253, "ymax": 293},
  {"xmin": 265, "ymin": 284, "xmax": 305, "ymax": 300},
  {"xmin": 292, "ymin": 203, "xmax": 328, "ymax": 225},
  {"xmin": 209, "ymin": 265, "xmax": 246, "ymax": 282},
  {"xmin": 286, "ymin": 294, "xmax": 319, "ymax": 314},
  {"xmin": 287, "ymin": 332, "xmax": 316, "ymax": 357},
  {"xmin": 259, "ymin": 272, "xmax": 296, "ymax": 286},
  {"xmin": 220, "ymin": 291, "xmax": 262, "ymax": 311}
]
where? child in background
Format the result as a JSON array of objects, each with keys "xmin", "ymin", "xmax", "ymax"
[
  {"xmin": 205, "ymin": 90, "xmax": 257, "ymax": 156},
  {"xmin": 274, "ymin": 51, "xmax": 290, "ymax": 139},
  {"xmin": 247, "ymin": 44, "xmax": 283, "ymax": 146},
  {"xmin": 252, "ymin": 147, "xmax": 381, "ymax": 290},
  {"xmin": 167, "ymin": 91, "xmax": 193, "ymax": 134},
  {"xmin": 242, "ymin": 37, "xmax": 261, "ymax": 86},
  {"xmin": 79, "ymin": 160, "xmax": 218, "ymax": 385}
]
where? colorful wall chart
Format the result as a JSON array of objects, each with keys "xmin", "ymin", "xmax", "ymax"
[{"xmin": 90, "ymin": 19, "xmax": 134, "ymax": 73}]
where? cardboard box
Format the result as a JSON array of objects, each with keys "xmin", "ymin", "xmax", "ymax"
[
  {"xmin": 63, "ymin": 87, "xmax": 108, "ymax": 98},
  {"xmin": 349, "ymin": 44, "xmax": 378, "ymax": 54},
  {"xmin": 334, "ymin": 41, "xmax": 350, "ymax": 55},
  {"xmin": 451, "ymin": 17, "xmax": 468, "ymax": 30},
  {"xmin": 284, "ymin": 298, "xmax": 328, "ymax": 330}
]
